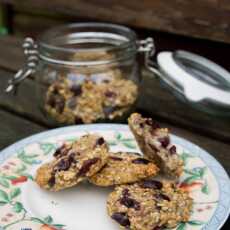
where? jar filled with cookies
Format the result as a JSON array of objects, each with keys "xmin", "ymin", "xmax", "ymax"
[{"xmin": 5, "ymin": 23, "xmax": 155, "ymax": 126}]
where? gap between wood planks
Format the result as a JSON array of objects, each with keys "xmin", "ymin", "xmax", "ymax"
[{"xmin": 0, "ymin": 109, "xmax": 46, "ymax": 149}]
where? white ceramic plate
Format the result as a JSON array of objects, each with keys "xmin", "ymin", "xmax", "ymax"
[{"xmin": 0, "ymin": 124, "xmax": 229, "ymax": 230}]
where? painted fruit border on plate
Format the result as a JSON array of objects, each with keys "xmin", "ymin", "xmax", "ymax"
[{"xmin": 0, "ymin": 124, "xmax": 229, "ymax": 230}]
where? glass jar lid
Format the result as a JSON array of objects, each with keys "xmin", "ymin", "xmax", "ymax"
[{"xmin": 156, "ymin": 50, "xmax": 230, "ymax": 115}]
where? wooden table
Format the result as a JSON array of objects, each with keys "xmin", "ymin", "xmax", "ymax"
[{"xmin": 0, "ymin": 35, "xmax": 229, "ymax": 229}]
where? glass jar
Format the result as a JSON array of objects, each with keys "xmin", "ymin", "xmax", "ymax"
[
  {"xmin": 5, "ymin": 23, "xmax": 154, "ymax": 125},
  {"xmin": 7, "ymin": 23, "xmax": 229, "ymax": 122}
]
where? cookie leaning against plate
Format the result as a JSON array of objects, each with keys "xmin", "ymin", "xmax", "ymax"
[
  {"xmin": 128, "ymin": 113, "xmax": 183, "ymax": 178},
  {"xmin": 35, "ymin": 134, "xmax": 109, "ymax": 191},
  {"xmin": 89, "ymin": 152, "xmax": 159, "ymax": 186},
  {"xmin": 107, "ymin": 180, "xmax": 193, "ymax": 230}
]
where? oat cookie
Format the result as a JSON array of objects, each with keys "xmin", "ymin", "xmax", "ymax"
[
  {"xmin": 107, "ymin": 180, "xmax": 193, "ymax": 230},
  {"xmin": 128, "ymin": 113, "xmax": 183, "ymax": 178},
  {"xmin": 90, "ymin": 152, "xmax": 159, "ymax": 186},
  {"xmin": 45, "ymin": 76, "xmax": 138, "ymax": 124},
  {"xmin": 35, "ymin": 134, "xmax": 109, "ymax": 191}
]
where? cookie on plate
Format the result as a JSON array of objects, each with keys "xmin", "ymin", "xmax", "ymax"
[
  {"xmin": 128, "ymin": 113, "xmax": 183, "ymax": 178},
  {"xmin": 107, "ymin": 179, "xmax": 193, "ymax": 230},
  {"xmin": 90, "ymin": 152, "xmax": 159, "ymax": 186},
  {"xmin": 35, "ymin": 134, "xmax": 109, "ymax": 191}
]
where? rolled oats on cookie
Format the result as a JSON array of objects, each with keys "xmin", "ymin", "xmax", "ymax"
[
  {"xmin": 90, "ymin": 152, "xmax": 159, "ymax": 186},
  {"xmin": 107, "ymin": 180, "xmax": 193, "ymax": 230},
  {"xmin": 128, "ymin": 113, "xmax": 183, "ymax": 178},
  {"xmin": 35, "ymin": 134, "xmax": 109, "ymax": 191}
]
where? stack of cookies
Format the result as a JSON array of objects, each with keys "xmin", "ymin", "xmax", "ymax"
[{"xmin": 35, "ymin": 113, "xmax": 193, "ymax": 230}]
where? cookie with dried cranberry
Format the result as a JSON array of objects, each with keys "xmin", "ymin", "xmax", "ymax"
[
  {"xmin": 128, "ymin": 113, "xmax": 183, "ymax": 178},
  {"xmin": 45, "ymin": 76, "xmax": 138, "ymax": 125},
  {"xmin": 90, "ymin": 152, "xmax": 159, "ymax": 186},
  {"xmin": 45, "ymin": 79, "xmax": 77, "ymax": 124},
  {"xmin": 107, "ymin": 180, "xmax": 193, "ymax": 230},
  {"xmin": 35, "ymin": 134, "xmax": 109, "ymax": 191}
]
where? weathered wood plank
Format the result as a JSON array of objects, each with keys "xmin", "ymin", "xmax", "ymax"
[
  {"xmin": 220, "ymin": 0, "xmax": 230, "ymax": 10},
  {"xmin": 0, "ymin": 109, "xmax": 45, "ymax": 149},
  {"xmin": 0, "ymin": 35, "xmax": 23, "ymax": 71},
  {"xmin": 1, "ymin": 0, "xmax": 230, "ymax": 43},
  {"xmin": 0, "ymin": 69, "xmax": 53, "ymax": 127},
  {"xmin": 12, "ymin": 13, "xmax": 67, "ymax": 37}
]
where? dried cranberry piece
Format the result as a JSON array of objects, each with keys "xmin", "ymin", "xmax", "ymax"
[
  {"xmin": 103, "ymin": 106, "xmax": 117, "ymax": 117},
  {"xmin": 68, "ymin": 152, "xmax": 77, "ymax": 164},
  {"xmin": 109, "ymin": 156, "xmax": 123, "ymax": 161},
  {"xmin": 145, "ymin": 118, "xmax": 153, "ymax": 126},
  {"xmin": 132, "ymin": 158, "xmax": 150, "ymax": 164},
  {"xmin": 53, "ymin": 150, "xmax": 60, "ymax": 158},
  {"xmin": 153, "ymin": 226, "xmax": 162, "ymax": 230},
  {"xmin": 52, "ymin": 86, "xmax": 59, "ymax": 95},
  {"xmin": 105, "ymin": 90, "xmax": 116, "ymax": 98},
  {"xmin": 55, "ymin": 95, "xmax": 65, "ymax": 113},
  {"xmin": 146, "ymin": 118, "xmax": 160, "ymax": 129},
  {"xmin": 155, "ymin": 205, "xmax": 161, "ymax": 211},
  {"xmin": 141, "ymin": 180, "xmax": 163, "ymax": 190},
  {"xmin": 152, "ymin": 122, "xmax": 160, "ymax": 129},
  {"xmin": 155, "ymin": 193, "xmax": 170, "ymax": 201},
  {"xmin": 77, "ymin": 157, "xmax": 99, "ymax": 176},
  {"xmin": 158, "ymin": 137, "xmax": 170, "ymax": 148},
  {"xmin": 48, "ymin": 175, "xmax": 55, "ymax": 187},
  {"xmin": 122, "ymin": 189, "xmax": 130, "ymax": 197},
  {"xmin": 120, "ymin": 189, "xmax": 140, "ymax": 210},
  {"xmin": 67, "ymin": 98, "xmax": 77, "ymax": 109},
  {"xmin": 139, "ymin": 122, "xmax": 144, "ymax": 128},
  {"xmin": 53, "ymin": 145, "xmax": 64, "ymax": 157},
  {"xmin": 53, "ymin": 145, "xmax": 70, "ymax": 158},
  {"xmin": 70, "ymin": 85, "xmax": 82, "ymax": 96},
  {"xmin": 120, "ymin": 197, "xmax": 140, "ymax": 210},
  {"xmin": 47, "ymin": 95, "xmax": 56, "ymax": 107},
  {"xmin": 56, "ymin": 158, "xmax": 71, "ymax": 171},
  {"xmin": 96, "ymin": 137, "xmax": 105, "ymax": 146},
  {"xmin": 169, "ymin": 145, "xmax": 177, "ymax": 155},
  {"xmin": 75, "ymin": 116, "xmax": 83, "ymax": 124},
  {"xmin": 111, "ymin": 212, "xmax": 130, "ymax": 227}
]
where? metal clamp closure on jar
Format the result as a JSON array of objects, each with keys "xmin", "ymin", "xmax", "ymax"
[{"xmin": 5, "ymin": 38, "xmax": 39, "ymax": 93}]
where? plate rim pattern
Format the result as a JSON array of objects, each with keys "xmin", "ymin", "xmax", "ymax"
[{"xmin": 0, "ymin": 124, "xmax": 229, "ymax": 230}]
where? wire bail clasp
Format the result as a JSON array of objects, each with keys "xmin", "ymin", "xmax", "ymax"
[
  {"xmin": 5, "ymin": 37, "xmax": 39, "ymax": 93},
  {"xmin": 137, "ymin": 37, "xmax": 161, "ymax": 77}
]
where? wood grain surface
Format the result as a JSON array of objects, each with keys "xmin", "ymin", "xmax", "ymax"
[
  {"xmin": 0, "ymin": 109, "xmax": 45, "ymax": 149},
  {"xmin": 1, "ymin": 0, "xmax": 230, "ymax": 43}
]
